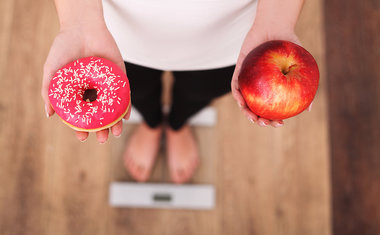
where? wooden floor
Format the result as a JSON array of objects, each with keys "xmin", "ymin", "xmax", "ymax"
[
  {"xmin": 325, "ymin": 0, "xmax": 380, "ymax": 234},
  {"xmin": 0, "ymin": 0, "xmax": 331, "ymax": 234}
]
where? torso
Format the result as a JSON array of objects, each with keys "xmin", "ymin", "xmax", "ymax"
[{"xmin": 103, "ymin": 0, "xmax": 257, "ymax": 70}]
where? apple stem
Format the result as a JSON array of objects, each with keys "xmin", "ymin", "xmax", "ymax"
[{"xmin": 282, "ymin": 64, "xmax": 297, "ymax": 75}]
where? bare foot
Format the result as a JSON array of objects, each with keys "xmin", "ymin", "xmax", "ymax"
[
  {"xmin": 123, "ymin": 122, "xmax": 162, "ymax": 182},
  {"xmin": 166, "ymin": 125, "xmax": 200, "ymax": 184}
]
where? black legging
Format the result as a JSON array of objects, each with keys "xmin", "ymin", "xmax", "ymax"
[{"xmin": 125, "ymin": 61, "xmax": 235, "ymax": 130}]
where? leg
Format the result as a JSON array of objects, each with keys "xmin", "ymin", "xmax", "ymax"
[
  {"xmin": 166, "ymin": 65, "xmax": 235, "ymax": 183},
  {"xmin": 169, "ymin": 65, "xmax": 235, "ymax": 130},
  {"xmin": 123, "ymin": 62, "xmax": 164, "ymax": 182},
  {"xmin": 125, "ymin": 61, "xmax": 163, "ymax": 128}
]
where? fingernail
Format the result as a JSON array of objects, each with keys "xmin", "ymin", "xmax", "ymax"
[
  {"xmin": 80, "ymin": 138, "xmax": 87, "ymax": 143},
  {"xmin": 276, "ymin": 122, "xmax": 284, "ymax": 127},
  {"xmin": 261, "ymin": 121, "xmax": 268, "ymax": 126},
  {"xmin": 115, "ymin": 133, "xmax": 121, "ymax": 138},
  {"xmin": 308, "ymin": 102, "xmax": 313, "ymax": 112},
  {"xmin": 238, "ymin": 102, "xmax": 242, "ymax": 108},
  {"xmin": 249, "ymin": 118, "xmax": 254, "ymax": 123},
  {"xmin": 45, "ymin": 105, "xmax": 50, "ymax": 118}
]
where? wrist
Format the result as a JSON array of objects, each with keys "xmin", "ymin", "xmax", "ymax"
[
  {"xmin": 60, "ymin": 16, "xmax": 105, "ymax": 30},
  {"xmin": 253, "ymin": 0, "xmax": 303, "ymax": 32},
  {"xmin": 249, "ymin": 21, "xmax": 295, "ymax": 38},
  {"xmin": 246, "ymin": 22, "xmax": 300, "ymax": 46},
  {"xmin": 55, "ymin": 0, "xmax": 105, "ymax": 30},
  {"xmin": 252, "ymin": 16, "xmax": 296, "ymax": 35},
  {"xmin": 59, "ymin": 17, "xmax": 106, "ymax": 32}
]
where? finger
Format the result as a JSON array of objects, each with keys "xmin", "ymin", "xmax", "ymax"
[
  {"xmin": 307, "ymin": 102, "xmax": 313, "ymax": 112},
  {"xmin": 96, "ymin": 128, "xmax": 109, "ymax": 144},
  {"xmin": 123, "ymin": 105, "xmax": 132, "ymax": 120},
  {"xmin": 270, "ymin": 120, "xmax": 284, "ymax": 128},
  {"xmin": 117, "ymin": 60, "xmax": 126, "ymax": 74},
  {"xmin": 257, "ymin": 117, "xmax": 270, "ymax": 127},
  {"xmin": 242, "ymin": 108, "xmax": 258, "ymax": 123},
  {"xmin": 76, "ymin": 131, "xmax": 89, "ymax": 142},
  {"xmin": 292, "ymin": 37, "xmax": 302, "ymax": 46},
  {"xmin": 231, "ymin": 52, "xmax": 249, "ymax": 108},
  {"xmin": 231, "ymin": 73, "xmax": 248, "ymax": 109},
  {"xmin": 105, "ymin": 50, "xmax": 126, "ymax": 74},
  {"xmin": 231, "ymin": 78, "xmax": 246, "ymax": 107},
  {"xmin": 111, "ymin": 120, "xmax": 123, "ymax": 137}
]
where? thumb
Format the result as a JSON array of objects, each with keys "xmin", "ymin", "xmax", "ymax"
[
  {"xmin": 123, "ymin": 104, "xmax": 132, "ymax": 121},
  {"xmin": 116, "ymin": 60, "xmax": 126, "ymax": 74}
]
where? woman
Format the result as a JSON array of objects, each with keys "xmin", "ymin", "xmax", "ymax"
[{"xmin": 41, "ymin": 0, "xmax": 304, "ymax": 183}]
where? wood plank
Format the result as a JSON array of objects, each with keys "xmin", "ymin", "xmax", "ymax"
[
  {"xmin": 0, "ymin": 0, "xmax": 112, "ymax": 234},
  {"xmin": 324, "ymin": 1, "xmax": 380, "ymax": 234},
  {"xmin": 0, "ymin": 0, "xmax": 49, "ymax": 234}
]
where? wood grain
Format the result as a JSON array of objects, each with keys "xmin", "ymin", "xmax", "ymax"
[
  {"xmin": 324, "ymin": 1, "xmax": 380, "ymax": 234},
  {"xmin": 0, "ymin": 0, "xmax": 330, "ymax": 234}
]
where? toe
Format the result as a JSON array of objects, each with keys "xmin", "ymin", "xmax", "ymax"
[
  {"xmin": 127, "ymin": 157, "xmax": 139, "ymax": 178},
  {"xmin": 123, "ymin": 151, "xmax": 132, "ymax": 169},
  {"xmin": 129, "ymin": 162, "xmax": 140, "ymax": 181},
  {"xmin": 134, "ymin": 164, "xmax": 149, "ymax": 182},
  {"xmin": 126, "ymin": 156, "xmax": 133, "ymax": 167},
  {"xmin": 172, "ymin": 167, "xmax": 186, "ymax": 184},
  {"xmin": 186, "ymin": 164, "xmax": 197, "ymax": 182},
  {"xmin": 126, "ymin": 158, "xmax": 134, "ymax": 173},
  {"xmin": 183, "ymin": 156, "xmax": 199, "ymax": 181}
]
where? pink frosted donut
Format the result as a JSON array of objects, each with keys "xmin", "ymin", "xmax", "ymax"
[{"xmin": 48, "ymin": 57, "xmax": 130, "ymax": 132}]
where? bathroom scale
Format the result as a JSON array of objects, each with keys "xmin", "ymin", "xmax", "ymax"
[
  {"xmin": 109, "ymin": 182, "xmax": 215, "ymax": 210},
  {"xmin": 112, "ymin": 106, "xmax": 216, "ymax": 210}
]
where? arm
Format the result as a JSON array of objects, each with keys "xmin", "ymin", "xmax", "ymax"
[
  {"xmin": 42, "ymin": 0, "xmax": 129, "ymax": 143},
  {"xmin": 54, "ymin": 0, "xmax": 104, "ymax": 29},
  {"xmin": 231, "ymin": 0, "xmax": 305, "ymax": 127}
]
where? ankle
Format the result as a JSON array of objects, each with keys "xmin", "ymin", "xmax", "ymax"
[
  {"xmin": 166, "ymin": 124, "xmax": 189, "ymax": 134},
  {"xmin": 141, "ymin": 122, "xmax": 163, "ymax": 133}
]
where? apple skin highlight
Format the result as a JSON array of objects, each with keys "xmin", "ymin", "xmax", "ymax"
[{"xmin": 238, "ymin": 40, "xmax": 319, "ymax": 120}]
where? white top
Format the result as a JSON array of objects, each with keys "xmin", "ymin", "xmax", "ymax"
[{"xmin": 103, "ymin": 0, "xmax": 257, "ymax": 71}]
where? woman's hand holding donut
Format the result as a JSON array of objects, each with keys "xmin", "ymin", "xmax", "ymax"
[
  {"xmin": 231, "ymin": 0, "xmax": 308, "ymax": 127},
  {"xmin": 42, "ymin": 5, "xmax": 130, "ymax": 143}
]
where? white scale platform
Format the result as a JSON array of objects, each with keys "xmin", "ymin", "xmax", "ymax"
[
  {"xmin": 110, "ymin": 106, "xmax": 217, "ymax": 210},
  {"xmin": 110, "ymin": 183, "xmax": 215, "ymax": 210}
]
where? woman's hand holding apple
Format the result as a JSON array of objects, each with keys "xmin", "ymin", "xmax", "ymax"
[{"xmin": 231, "ymin": 0, "xmax": 308, "ymax": 127}]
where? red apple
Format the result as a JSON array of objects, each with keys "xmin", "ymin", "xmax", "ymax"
[{"xmin": 238, "ymin": 40, "xmax": 319, "ymax": 120}]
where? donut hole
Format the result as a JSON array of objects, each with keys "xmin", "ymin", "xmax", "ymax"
[{"xmin": 83, "ymin": 89, "xmax": 97, "ymax": 102}]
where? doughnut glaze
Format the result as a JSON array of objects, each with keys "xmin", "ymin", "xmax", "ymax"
[{"xmin": 48, "ymin": 57, "xmax": 130, "ymax": 132}]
